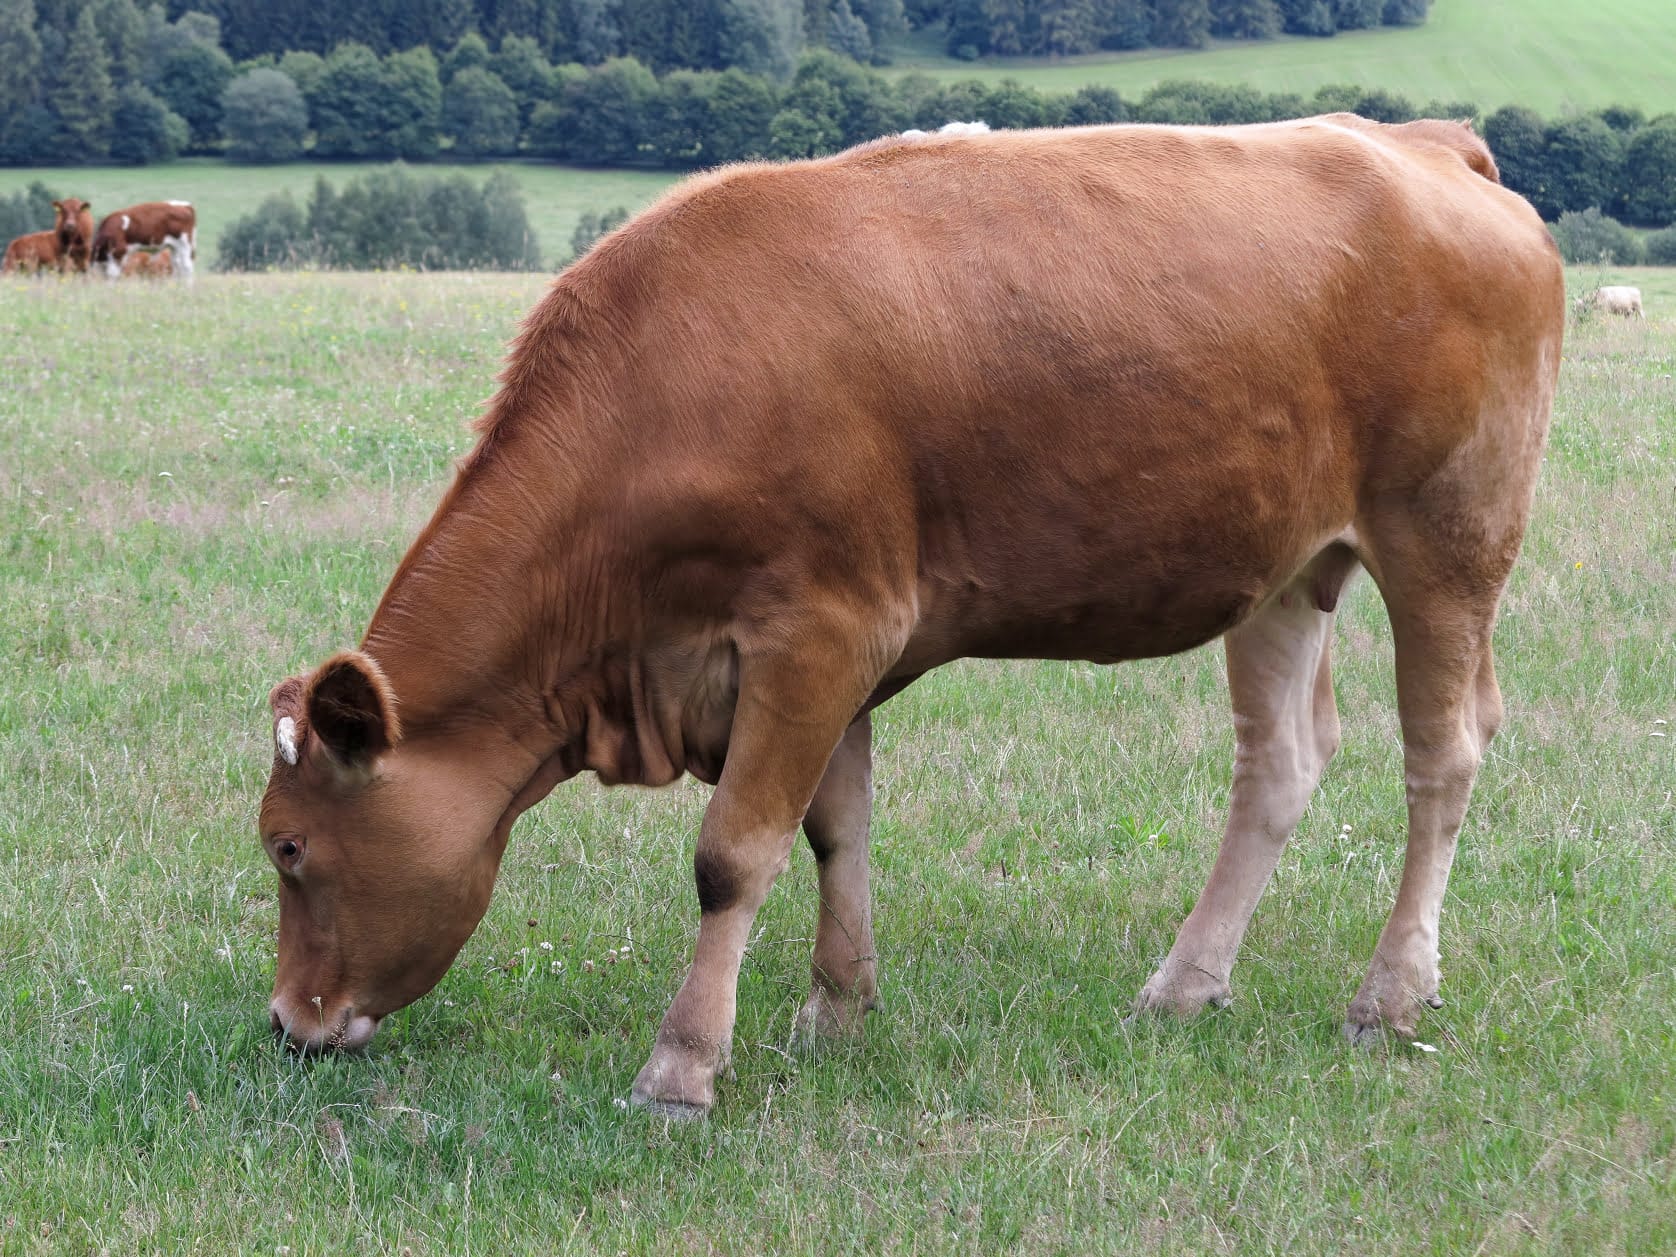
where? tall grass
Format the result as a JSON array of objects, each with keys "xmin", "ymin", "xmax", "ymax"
[{"xmin": 0, "ymin": 271, "xmax": 1671, "ymax": 1253}]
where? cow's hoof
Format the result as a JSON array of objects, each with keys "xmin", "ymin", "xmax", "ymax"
[
  {"xmin": 1343, "ymin": 992, "xmax": 1435, "ymax": 1048},
  {"xmin": 1131, "ymin": 963, "xmax": 1232, "ymax": 1019},
  {"xmin": 631, "ymin": 1095, "xmax": 709, "ymax": 1122},
  {"xmin": 629, "ymin": 1044, "xmax": 719, "ymax": 1117},
  {"xmin": 791, "ymin": 987, "xmax": 874, "ymax": 1049}
]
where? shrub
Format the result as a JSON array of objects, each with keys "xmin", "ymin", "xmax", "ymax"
[
  {"xmin": 569, "ymin": 206, "xmax": 630, "ymax": 261},
  {"xmin": 0, "ymin": 180, "xmax": 60, "ymax": 242},
  {"xmin": 216, "ymin": 166, "xmax": 542, "ymax": 272},
  {"xmin": 1644, "ymin": 226, "xmax": 1676, "ymax": 265},
  {"xmin": 222, "ymin": 68, "xmax": 307, "ymax": 163},
  {"xmin": 1550, "ymin": 208, "xmax": 1645, "ymax": 266}
]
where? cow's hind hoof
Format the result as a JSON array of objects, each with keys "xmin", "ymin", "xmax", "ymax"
[{"xmin": 630, "ymin": 1095, "xmax": 709, "ymax": 1122}]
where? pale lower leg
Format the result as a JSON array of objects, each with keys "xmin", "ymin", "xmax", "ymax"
[{"xmin": 1136, "ymin": 568, "xmax": 1344, "ymax": 1015}]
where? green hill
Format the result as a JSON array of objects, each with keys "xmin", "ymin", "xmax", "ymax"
[{"xmin": 891, "ymin": 0, "xmax": 1676, "ymax": 116}]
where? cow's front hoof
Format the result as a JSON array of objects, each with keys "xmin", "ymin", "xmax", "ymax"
[
  {"xmin": 1344, "ymin": 953, "xmax": 1439, "ymax": 1046},
  {"xmin": 1131, "ymin": 961, "xmax": 1232, "ymax": 1018},
  {"xmin": 629, "ymin": 1042, "xmax": 721, "ymax": 1117},
  {"xmin": 791, "ymin": 985, "xmax": 874, "ymax": 1049}
]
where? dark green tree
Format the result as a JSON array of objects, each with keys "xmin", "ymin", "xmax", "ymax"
[
  {"xmin": 1097, "ymin": 0, "xmax": 1153, "ymax": 48},
  {"xmin": 720, "ymin": 0, "xmax": 803, "ymax": 80},
  {"xmin": 277, "ymin": 49, "xmax": 326, "ymax": 101},
  {"xmin": 943, "ymin": 0, "xmax": 988, "ymax": 56},
  {"xmin": 1062, "ymin": 84, "xmax": 1127, "ymax": 124},
  {"xmin": 826, "ymin": 0, "xmax": 872, "ymax": 61},
  {"xmin": 1381, "ymin": 0, "xmax": 1428, "ymax": 23},
  {"xmin": 444, "ymin": 65, "xmax": 519, "ymax": 155},
  {"xmin": 1484, "ymin": 105, "xmax": 1552, "ymax": 216},
  {"xmin": 443, "ymin": 29, "xmax": 491, "ymax": 80},
  {"xmin": 1277, "ymin": 0, "xmax": 1334, "ymax": 35},
  {"xmin": 311, "ymin": 42, "xmax": 388, "ymax": 158},
  {"xmin": 108, "ymin": 80, "xmax": 187, "ymax": 162},
  {"xmin": 703, "ymin": 65, "xmax": 777, "ymax": 160},
  {"xmin": 1039, "ymin": 0, "xmax": 1102, "ymax": 53},
  {"xmin": 565, "ymin": 55, "xmax": 656, "ymax": 163},
  {"xmin": 155, "ymin": 39, "xmax": 236, "ymax": 150},
  {"xmin": 0, "ymin": 0, "xmax": 44, "ymax": 125},
  {"xmin": 572, "ymin": 0, "xmax": 621, "ymax": 64},
  {"xmin": 1210, "ymin": 0, "xmax": 1280, "ymax": 39},
  {"xmin": 768, "ymin": 106, "xmax": 839, "ymax": 158},
  {"xmin": 53, "ymin": 7, "xmax": 117, "ymax": 159},
  {"xmin": 89, "ymin": 0, "xmax": 144, "ymax": 86},
  {"xmin": 1543, "ymin": 114, "xmax": 1622, "ymax": 215},
  {"xmin": 1616, "ymin": 115, "xmax": 1676, "ymax": 226},
  {"xmin": 1151, "ymin": 0, "xmax": 1211, "ymax": 47},
  {"xmin": 382, "ymin": 46, "xmax": 445, "ymax": 160},
  {"xmin": 647, "ymin": 67, "xmax": 715, "ymax": 166},
  {"xmin": 222, "ymin": 66, "xmax": 308, "ymax": 162},
  {"xmin": 490, "ymin": 33, "xmax": 553, "ymax": 128},
  {"xmin": 1332, "ymin": 0, "xmax": 1381, "ymax": 29}
]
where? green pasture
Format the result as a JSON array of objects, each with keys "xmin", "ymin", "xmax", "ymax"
[
  {"xmin": 1, "ymin": 269, "xmax": 1672, "ymax": 1252},
  {"xmin": 891, "ymin": 0, "xmax": 1676, "ymax": 116},
  {"xmin": 0, "ymin": 162, "xmax": 679, "ymax": 271}
]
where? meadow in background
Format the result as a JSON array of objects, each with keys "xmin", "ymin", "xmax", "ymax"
[{"xmin": 0, "ymin": 269, "xmax": 1671, "ymax": 1252}]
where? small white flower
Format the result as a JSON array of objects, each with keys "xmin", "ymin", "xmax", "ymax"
[
  {"xmin": 619, "ymin": 945, "xmax": 632, "ymax": 955},
  {"xmin": 1341, "ymin": 823, "xmax": 1353, "ymax": 834},
  {"xmin": 549, "ymin": 961, "xmax": 562, "ymax": 975},
  {"xmin": 443, "ymin": 999, "xmax": 455, "ymax": 1007},
  {"xmin": 540, "ymin": 941, "xmax": 553, "ymax": 952},
  {"xmin": 75, "ymin": 977, "xmax": 88, "ymax": 987},
  {"xmin": 121, "ymin": 984, "xmax": 133, "ymax": 993},
  {"xmin": 1412, "ymin": 1041, "xmax": 1438, "ymax": 1054}
]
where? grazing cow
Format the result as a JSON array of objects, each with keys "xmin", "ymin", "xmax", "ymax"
[
  {"xmin": 90, "ymin": 200, "xmax": 196, "ymax": 281},
  {"xmin": 54, "ymin": 198, "xmax": 94, "ymax": 273},
  {"xmin": 121, "ymin": 248, "xmax": 174, "ymax": 279},
  {"xmin": 260, "ymin": 115, "xmax": 1564, "ymax": 1116},
  {"xmin": 2, "ymin": 229, "xmax": 62, "ymax": 274},
  {"xmin": 1577, "ymin": 285, "xmax": 1644, "ymax": 318}
]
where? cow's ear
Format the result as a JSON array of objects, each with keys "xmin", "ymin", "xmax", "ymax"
[{"xmin": 304, "ymin": 651, "xmax": 401, "ymax": 768}]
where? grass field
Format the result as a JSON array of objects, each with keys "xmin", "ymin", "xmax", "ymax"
[
  {"xmin": 890, "ymin": 0, "xmax": 1676, "ymax": 116},
  {"xmin": 0, "ymin": 161, "xmax": 679, "ymax": 271},
  {"xmin": 1, "ymin": 268, "xmax": 1673, "ymax": 1253}
]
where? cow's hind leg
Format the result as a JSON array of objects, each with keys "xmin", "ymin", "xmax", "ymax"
[
  {"xmin": 1344, "ymin": 534, "xmax": 1508, "ymax": 1043},
  {"xmin": 793, "ymin": 713, "xmax": 879, "ymax": 1043},
  {"xmin": 1135, "ymin": 547, "xmax": 1354, "ymax": 1016}
]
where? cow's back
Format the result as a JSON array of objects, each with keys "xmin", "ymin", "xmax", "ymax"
[{"xmin": 505, "ymin": 118, "xmax": 1562, "ymax": 667}]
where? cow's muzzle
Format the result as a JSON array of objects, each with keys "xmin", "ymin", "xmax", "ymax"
[{"xmin": 269, "ymin": 996, "xmax": 381, "ymax": 1053}]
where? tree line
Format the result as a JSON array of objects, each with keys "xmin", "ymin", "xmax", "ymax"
[
  {"xmin": 118, "ymin": 0, "xmax": 1432, "ymax": 69},
  {"xmin": 3, "ymin": 2, "xmax": 1671, "ymax": 233}
]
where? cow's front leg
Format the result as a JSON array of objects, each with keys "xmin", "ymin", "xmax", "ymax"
[
  {"xmin": 793, "ymin": 713, "xmax": 878, "ymax": 1044},
  {"xmin": 630, "ymin": 639, "xmax": 881, "ymax": 1118}
]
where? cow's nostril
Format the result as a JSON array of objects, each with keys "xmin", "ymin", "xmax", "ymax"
[{"xmin": 269, "ymin": 1006, "xmax": 284, "ymax": 1037}]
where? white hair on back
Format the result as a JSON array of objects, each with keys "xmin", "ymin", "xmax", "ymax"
[{"xmin": 901, "ymin": 120, "xmax": 990, "ymax": 141}]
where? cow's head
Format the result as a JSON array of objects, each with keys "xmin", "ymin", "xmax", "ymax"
[{"xmin": 259, "ymin": 651, "xmax": 548, "ymax": 1052}]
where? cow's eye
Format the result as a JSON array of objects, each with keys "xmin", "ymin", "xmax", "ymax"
[{"xmin": 270, "ymin": 834, "xmax": 305, "ymax": 872}]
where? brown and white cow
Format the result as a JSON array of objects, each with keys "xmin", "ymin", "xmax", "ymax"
[
  {"xmin": 54, "ymin": 198, "xmax": 94, "ymax": 273},
  {"xmin": 91, "ymin": 200, "xmax": 196, "ymax": 281},
  {"xmin": 2, "ymin": 229, "xmax": 62, "ymax": 274},
  {"xmin": 121, "ymin": 248, "xmax": 174, "ymax": 279},
  {"xmin": 260, "ymin": 115, "xmax": 1564, "ymax": 1115}
]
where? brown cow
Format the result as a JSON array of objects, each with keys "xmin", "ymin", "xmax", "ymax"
[
  {"xmin": 260, "ymin": 115, "xmax": 1564, "ymax": 1116},
  {"xmin": 2, "ymin": 229, "xmax": 62, "ymax": 274},
  {"xmin": 91, "ymin": 200, "xmax": 196, "ymax": 281},
  {"xmin": 54, "ymin": 198, "xmax": 94, "ymax": 273},
  {"xmin": 121, "ymin": 248, "xmax": 174, "ymax": 279}
]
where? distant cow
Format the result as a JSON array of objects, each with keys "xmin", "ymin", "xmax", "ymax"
[
  {"xmin": 91, "ymin": 201, "xmax": 196, "ymax": 281},
  {"xmin": 1577, "ymin": 285, "xmax": 1644, "ymax": 318},
  {"xmin": 121, "ymin": 248, "xmax": 174, "ymax": 279},
  {"xmin": 54, "ymin": 198, "xmax": 94, "ymax": 273},
  {"xmin": 2, "ymin": 230, "xmax": 61, "ymax": 275}
]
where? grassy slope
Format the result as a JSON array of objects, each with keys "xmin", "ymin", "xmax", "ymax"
[
  {"xmin": 891, "ymin": 0, "xmax": 1676, "ymax": 115},
  {"xmin": 1, "ymin": 270, "xmax": 1673, "ymax": 1253},
  {"xmin": 0, "ymin": 161, "xmax": 679, "ymax": 270}
]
